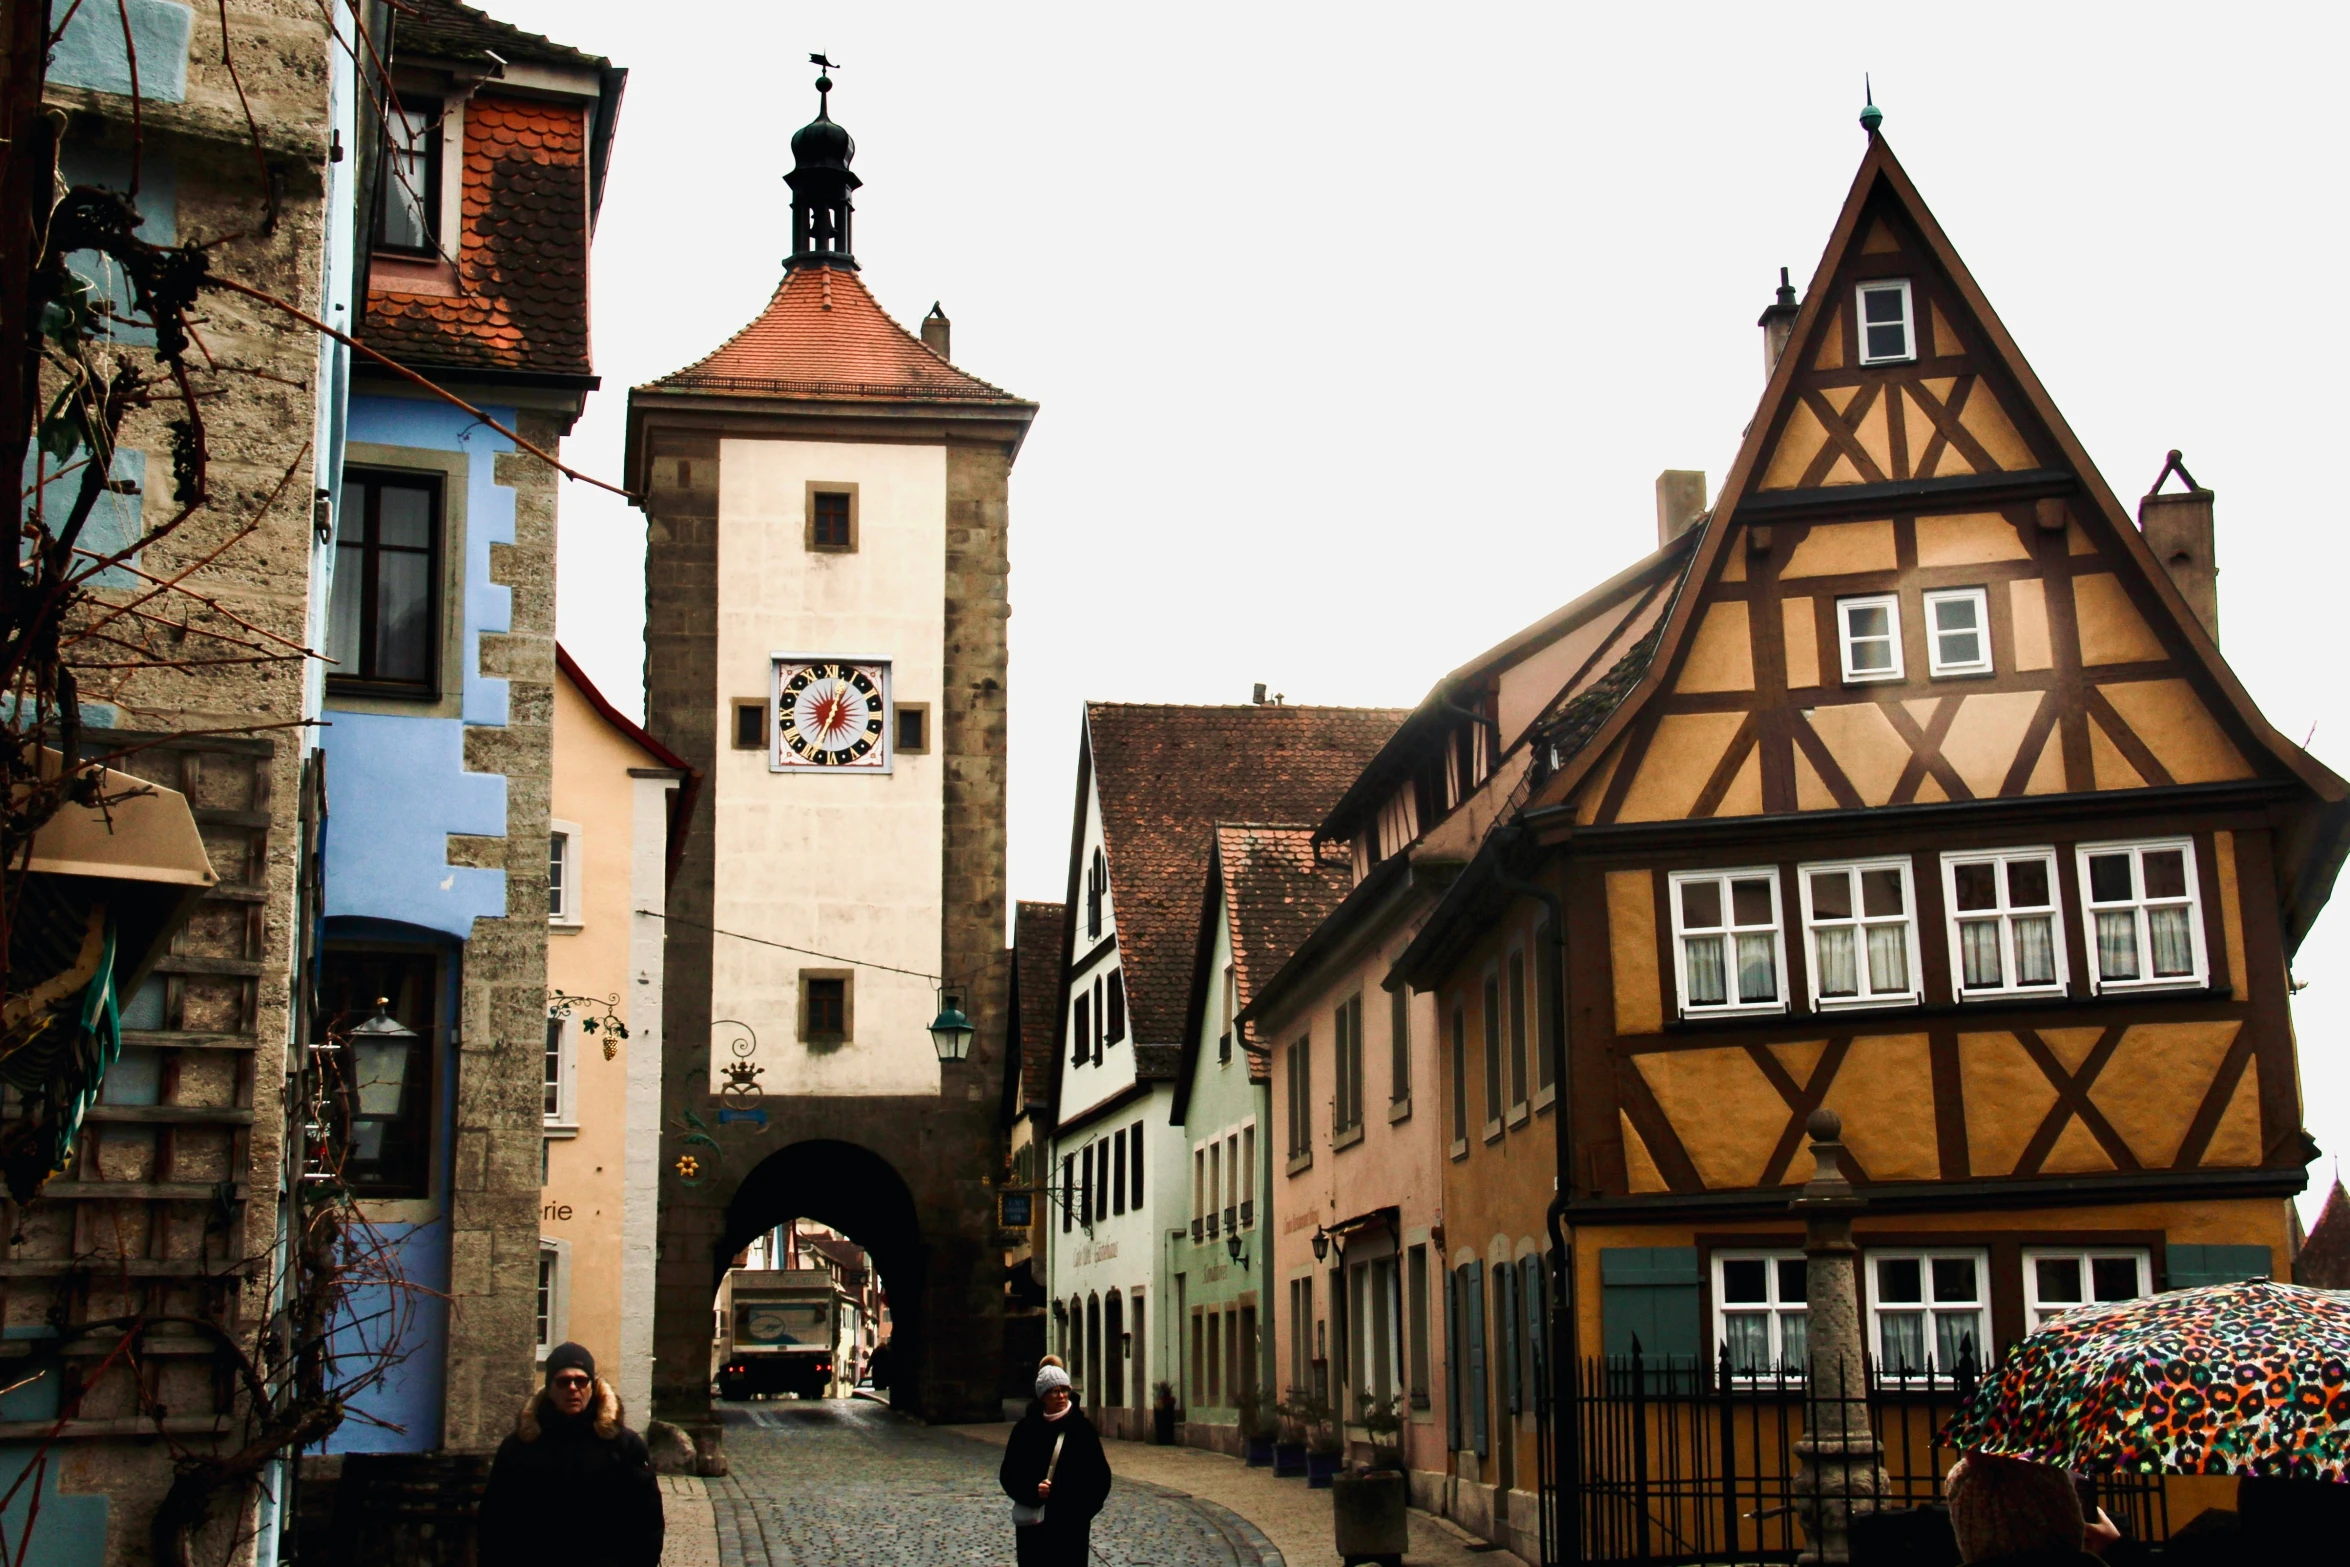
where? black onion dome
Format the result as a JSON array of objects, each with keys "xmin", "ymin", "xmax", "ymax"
[{"xmin": 790, "ymin": 110, "xmax": 854, "ymax": 170}]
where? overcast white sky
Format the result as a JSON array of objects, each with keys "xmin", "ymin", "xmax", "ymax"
[{"xmin": 488, "ymin": 1, "xmax": 2348, "ymax": 1227}]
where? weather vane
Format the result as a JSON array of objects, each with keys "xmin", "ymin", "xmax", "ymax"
[{"xmin": 812, "ymin": 52, "xmax": 840, "ymax": 100}]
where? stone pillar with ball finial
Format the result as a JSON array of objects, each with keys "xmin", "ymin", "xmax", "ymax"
[{"xmin": 1790, "ymin": 1108, "xmax": 1888, "ymax": 1563}]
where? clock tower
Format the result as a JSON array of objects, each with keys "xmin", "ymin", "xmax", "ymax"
[{"xmin": 626, "ymin": 67, "xmax": 1037, "ymax": 1433}]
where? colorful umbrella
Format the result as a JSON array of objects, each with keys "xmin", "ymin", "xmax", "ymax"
[{"xmin": 1942, "ymin": 1280, "xmax": 2350, "ymax": 1480}]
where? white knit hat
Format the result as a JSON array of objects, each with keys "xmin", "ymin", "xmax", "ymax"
[{"xmin": 1035, "ymin": 1364, "xmax": 1072, "ymax": 1396}]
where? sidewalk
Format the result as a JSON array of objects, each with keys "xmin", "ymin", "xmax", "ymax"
[
  {"xmin": 945, "ymin": 1423, "xmax": 1530, "ymax": 1567},
  {"xmin": 660, "ymin": 1474, "xmax": 720, "ymax": 1567}
]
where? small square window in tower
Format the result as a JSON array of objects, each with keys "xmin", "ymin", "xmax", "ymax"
[
  {"xmin": 1856, "ymin": 279, "xmax": 1915, "ymax": 365},
  {"xmin": 805, "ymin": 483, "xmax": 858, "ymax": 552},
  {"xmin": 800, "ymin": 970, "xmax": 853, "ymax": 1044}
]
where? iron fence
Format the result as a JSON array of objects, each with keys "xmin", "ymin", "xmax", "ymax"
[{"xmin": 1538, "ymin": 1341, "xmax": 2167, "ymax": 1565}]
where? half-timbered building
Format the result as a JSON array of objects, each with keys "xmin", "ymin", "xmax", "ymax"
[{"xmin": 1393, "ymin": 122, "xmax": 2345, "ymax": 1486}]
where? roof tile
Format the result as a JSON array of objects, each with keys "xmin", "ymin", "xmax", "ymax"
[
  {"xmin": 1218, "ymin": 824, "xmax": 1355, "ymax": 1082},
  {"xmin": 1013, "ymin": 900, "xmax": 1065, "ymax": 1110}
]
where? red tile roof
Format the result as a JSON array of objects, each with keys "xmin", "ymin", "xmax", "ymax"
[
  {"xmin": 648, "ymin": 264, "xmax": 1025, "ymax": 403},
  {"xmin": 365, "ymin": 94, "xmax": 594, "ymax": 377},
  {"xmin": 1218, "ymin": 824, "xmax": 1355, "ymax": 1082},
  {"xmin": 394, "ymin": 0, "xmax": 607, "ymax": 69},
  {"xmin": 2299, "ymin": 1179, "xmax": 2350, "ymax": 1289},
  {"xmin": 1013, "ymin": 900, "xmax": 1065, "ymax": 1113},
  {"xmin": 1086, "ymin": 703, "xmax": 1407, "ymax": 1051}
]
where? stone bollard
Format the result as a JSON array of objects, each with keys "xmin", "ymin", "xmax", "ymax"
[{"xmin": 1790, "ymin": 1109, "xmax": 1886, "ymax": 1564}]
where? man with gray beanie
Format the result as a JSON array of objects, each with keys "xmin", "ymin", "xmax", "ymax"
[
  {"xmin": 477, "ymin": 1342, "xmax": 664, "ymax": 1567},
  {"xmin": 1000, "ymin": 1360, "xmax": 1112, "ymax": 1564}
]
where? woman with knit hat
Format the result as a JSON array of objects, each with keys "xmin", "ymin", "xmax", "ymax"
[
  {"xmin": 1944, "ymin": 1453, "xmax": 2119, "ymax": 1565},
  {"xmin": 1000, "ymin": 1361, "xmax": 1113, "ymax": 1565}
]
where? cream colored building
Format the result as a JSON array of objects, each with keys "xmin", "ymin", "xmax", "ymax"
[{"xmin": 545, "ymin": 647, "xmax": 689, "ymax": 1421}]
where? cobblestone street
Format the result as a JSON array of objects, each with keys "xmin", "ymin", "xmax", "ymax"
[{"xmin": 701, "ymin": 1401, "xmax": 1281, "ymax": 1566}]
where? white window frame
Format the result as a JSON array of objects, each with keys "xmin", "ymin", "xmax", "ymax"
[
  {"xmin": 542, "ymin": 1013, "xmax": 577, "ymax": 1132},
  {"xmin": 1667, "ymin": 868, "xmax": 1789, "ymax": 1018},
  {"xmin": 1797, "ymin": 857, "xmax": 1921, "ymax": 1010},
  {"xmin": 1923, "ymin": 587, "xmax": 1993, "ymax": 678},
  {"xmin": 1941, "ymin": 847, "xmax": 2068, "ymax": 1002},
  {"xmin": 1856, "ymin": 278, "xmax": 1916, "ymax": 366},
  {"xmin": 548, "ymin": 817, "xmax": 583, "ymax": 928},
  {"xmin": 2022, "ymin": 1247, "xmax": 2150, "ymax": 1330},
  {"xmin": 1836, "ymin": 594, "xmax": 1905, "ymax": 684},
  {"xmin": 2076, "ymin": 838, "xmax": 2206, "ymax": 994},
  {"xmin": 1864, "ymin": 1247, "xmax": 1988, "ymax": 1383},
  {"xmin": 535, "ymin": 1237, "xmax": 569, "ymax": 1358},
  {"xmin": 1712, "ymin": 1250, "xmax": 1809, "ymax": 1382}
]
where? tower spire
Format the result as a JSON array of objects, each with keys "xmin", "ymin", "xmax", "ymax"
[{"xmin": 787, "ymin": 55, "xmax": 861, "ymax": 270}]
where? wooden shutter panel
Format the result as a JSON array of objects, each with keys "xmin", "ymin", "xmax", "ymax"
[
  {"xmin": 1600, "ymin": 1247, "xmax": 1702, "ymax": 1391},
  {"xmin": 1466, "ymin": 1260, "xmax": 1489, "ymax": 1457},
  {"xmin": 1444, "ymin": 1265, "xmax": 1462, "ymax": 1452}
]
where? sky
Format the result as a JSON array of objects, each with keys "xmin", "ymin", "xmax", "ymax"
[{"xmin": 487, "ymin": 2, "xmax": 2349, "ymax": 1226}]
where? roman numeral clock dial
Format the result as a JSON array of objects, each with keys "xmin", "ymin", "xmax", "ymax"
[{"xmin": 771, "ymin": 657, "xmax": 893, "ymax": 772}]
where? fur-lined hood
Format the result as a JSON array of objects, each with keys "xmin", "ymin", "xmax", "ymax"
[{"xmin": 517, "ymin": 1375, "xmax": 623, "ymax": 1441}]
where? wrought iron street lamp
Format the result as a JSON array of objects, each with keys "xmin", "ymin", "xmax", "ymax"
[
  {"xmin": 1226, "ymin": 1230, "xmax": 1249, "ymax": 1271},
  {"xmin": 1311, "ymin": 1224, "xmax": 1330, "ymax": 1264}
]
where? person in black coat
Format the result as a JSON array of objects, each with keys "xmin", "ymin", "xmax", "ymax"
[
  {"xmin": 999, "ymin": 1363, "xmax": 1112, "ymax": 1566},
  {"xmin": 477, "ymin": 1343, "xmax": 664, "ymax": 1567}
]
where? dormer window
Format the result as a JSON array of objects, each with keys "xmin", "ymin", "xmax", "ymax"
[
  {"xmin": 1857, "ymin": 279, "xmax": 1915, "ymax": 365},
  {"xmin": 379, "ymin": 100, "xmax": 443, "ymax": 255}
]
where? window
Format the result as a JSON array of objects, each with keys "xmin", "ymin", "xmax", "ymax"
[
  {"xmin": 1856, "ymin": 278, "xmax": 1914, "ymax": 365},
  {"xmin": 1286, "ymin": 1035, "xmax": 1311, "ymax": 1161},
  {"xmin": 1062, "ymin": 1154, "xmax": 1074, "ymax": 1233},
  {"xmin": 1333, "ymin": 993, "xmax": 1363, "ymax": 1134},
  {"xmin": 799, "ymin": 969, "xmax": 852, "ymax": 1044},
  {"xmin": 547, "ymin": 820, "xmax": 582, "ymax": 926},
  {"xmin": 1714, "ymin": 1252, "xmax": 1808, "ymax": 1379},
  {"xmin": 1092, "ymin": 977, "xmax": 1105, "ymax": 1063},
  {"xmin": 1867, "ymin": 1250, "xmax": 1987, "ymax": 1380},
  {"xmin": 1533, "ymin": 925, "xmax": 1558, "ymax": 1100},
  {"xmin": 379, "ymin": 100, "xmax": 442, "ymax": 254},
  {"xmin": 1480, "ymin": 975, "xmax": 1503, "ymax": 1134},
  {"xmin": 1086, "ymin": 848, "xmax": 1107, "ymax": 940},
  {"xmin": 1219, "ymin": 964, "xmax": 1236, "ymax": 1064},
  {"xmin": 1192, "ymin": 1146, "xmax": 1206, "ymax": 1236},
  {"xmin": 1837, "ymin": 593, "xmax": 1903, "ymax": 683},
  {"xmin": 804, "ymin": 483, "xmax": 858, "ymax": 552},
  {"xmin": 1071, "ymin": 993, "xmax": 1089, "ymax": 1066},
  {"xmin": 1389, "ymin": 986, "xmax": 1410, "ymax": 1106},
  {"xmin": 1224, "ymin": 1133, "xmax": 1239, "ymax": 1233},
  {"xmin": 1236, "ymin": 1124, "xmax": 1250, "ymax": 1225},
  {"xmin": 1924, "ymin": 587, "xmax": 1992, "ymax": 677},
  {"xmin": 2024, "ymin": 1249, "xmax": 2149, "ymax": 1328},
  {"xmin": 1670, "ymin": 869, "xmax": 1786, "ymax": 1016},
  {"xmin": 330, "ymin": 470, "xmax": 442, "ymax": 695},
  {"xmin": 1106, "ymin": 971, "xmax": 1125, "ymax": 1044},
  {"xmin": 1449, "ymin": 1004, "xmax": 1468, "ymax": 1157},
  {"xmin": 1132, "ymin": 1122, "xmax": 1147, "ymax": 1210},
  {"xmin": 1799, "ymin": 859, "xmax": 1918, "ymax": 1008},
  {"xmin": 1078, "ymin": 1142, "xmax": 1093, "ymax": 1226},
  {"xmin": 1943, "ymin": 849, "xmax": 2065, "ymax": 999},
  {"xmin": 316, "ymin": 948, "xmax": 438, "ymax": 1198},
  {"xmin": 1407, "ymin": 1244, "xmax": 1431, "ymax": 1409},
  {"xmin": 541, "ymin": 1014, "xmax": 579, "ymax": 1129},
  {"xmin": 732, "ymin": 699, "xmax": 768, "ymax": 750},
  {"xmin": 536, "ymin": 1241, "xmax": 562, "ymax": 1353},
  {"xmin": 2079, "ymin": 840, "xmax": 2203, "ymax": 992},
  {"xmin": 1506, "ymin": 951, "xmax": 1529, "ymax": 1112},
  {"xmin": 894, "ymin": 702, "xmax": 928, "ymax": 754},
  {"xmin": 1112, "ymin": 1132, "xmax": 1127, "ymax": 1216}
]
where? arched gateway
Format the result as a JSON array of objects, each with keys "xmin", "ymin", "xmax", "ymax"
[{"xmin": 628, "ymin": 70, "xmax": 1037, "ymax": 1454}]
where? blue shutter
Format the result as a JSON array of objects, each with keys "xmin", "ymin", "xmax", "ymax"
[
  {"xmin": 1600, "ymin": 1247, "xmax": 1701, "ymax": 1390},
  {"xmin": 2165, "ymin": 1244, "xmax": 2273, "ymax": 1289},
  {"xmin": 1444, "ymin": 1265, "xmax": 1462, "ymax": 1451},
  {"xmin": 1466, "ymin": 1260, "xmax": 1489, "ymax": 1457},
  {"xmin": 1500, "ymin": 1263, "xmax": 1522, "ymax": 1416}
]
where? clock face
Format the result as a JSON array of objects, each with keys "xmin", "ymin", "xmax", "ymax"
[{"xmin": 773, "ymin": 658, "xmax": 891, "ymax": 771}]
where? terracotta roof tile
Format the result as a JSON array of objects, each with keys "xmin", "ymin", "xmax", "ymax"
[
  {"xmin": 1218, "ymin": 824, "xmax": 1355, "ymax": 1083},
  {"xmin": 364, "ymin": 95, "xmax": 593, "ymax": 377},
  {"xmin": 1089, "ymin": 703, "xmax": 1406, "ymax": 1049},
  {"xmin": 2298, "ymin": 1179, "xmax": 2350, "ymax": 1288},
  {"xmin": 648, "ymin": 264, "xmax": 1025, "ymax": 403},
  {"xmin": 1013, "ymin": 900, "xmax": 1065, "ymax": 1111}
]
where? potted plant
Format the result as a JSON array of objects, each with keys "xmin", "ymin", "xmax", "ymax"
[
  {"xmin": 1293, "ymin": 1389, "xmax": 1342, "ymax": 1488},
  {"xmin": 1272, "ymin": 1389, "xmax": 1309, "ymax": 1477},
  {"xmin": 1151, "ymin": 1380, "xmax": 1180, "ymax": 1446},
  {"xmin": 1331, "ymin": 1394, "xmax": 1410, "ymax": 1567},
  {"xmin": 1236, "ymin": 1386, "xmax": 1274, "ymax": 1467}
]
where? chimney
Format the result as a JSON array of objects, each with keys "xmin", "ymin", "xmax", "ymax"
[
  {"xmin": 2138, "ymin": 450, "xmax": 2218, "ymax": 643},
  {"xmin": 921, "ymin": 302, "xmax": 951, "ymax": 360},
  {"xmin": 1252, "ymin": 682, "xmax": 1268, "ymax": 705},
  {"xmin": 1656, "ymin": 470, "xmax": 1708, "ymax": 548},
  {"xmin": 1758, "ymin": 266, "xmax": 1800, "ymax": 379}
]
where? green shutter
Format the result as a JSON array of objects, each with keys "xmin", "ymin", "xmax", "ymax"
[
  {"xmin": 1500, "ymin": 1263, "xmax": 1522, "ymax": 1416},
  {"xmin": 2165, "ymin": 1244, "xmax": 2273, "ymax": 1289},
  {"xmin": 1601, "ymin": 1247, "xmax": 1702, "ymax": 1385},
  {"xmin": 1466, "ymin": 1261, "xmax": 1489, "ymax": 1457}
]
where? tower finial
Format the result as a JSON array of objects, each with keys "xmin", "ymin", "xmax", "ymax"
[
  {"xmin": 786, "ymin": 55, "xmax": 861, "ymax": 270},
  {"xmin": 811, "ymin": 52, "xmax": 838, "ymax": 109},
  {"xmin": 1859, "ymin": 75, "xmax": 1883, "ymax": 135}
]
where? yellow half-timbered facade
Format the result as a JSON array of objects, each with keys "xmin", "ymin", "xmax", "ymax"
[{"xmin": 1394, "ymin": 129, "xmax": 2348, "ymax": 1394}]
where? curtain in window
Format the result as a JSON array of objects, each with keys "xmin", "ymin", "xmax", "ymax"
[
  {"xmin": 1933, "ymin": 1310, "xmax": 1979, "ymax": 1374},
  {"xmin": 2148, "ymin": 906, "xmax": 2193, "ymax": 976},
  {"xmin": 1879, "ymin": 1311, "xmax": 1926, "ymax": 1375},
  {"xmin": 1813, "ymin": 927, "xmax": 1857, "ymax": 997},
  {"xmin": 1736, "ymin": 933, "xmax": 1776, "ymax": 1001},
  {"xmin": 2096, "ymin": 911, "xmax": 2140, "ymax": 979},
  {"xmin": 1865, "ymin": 925, "xmax": 1908, "ymax": 992},
  {"xmin": 1779, "ymin": 1310, "xmax": 1808, "ymax": 1374},
  {"xmin": 2014, "ymin": 916, "xmax": 2056, "ymax": 985},
  {"xmin": 1958, "ymin": 920, "xmax": 2003, "ymax": 987},
  {"xmin": 1723, "ymin": 1313, "xmax": 1770, "ymax": 1376},
  {"xmin": 1684, "ymin": 935, "xmax": 1725, "ymax": 1004}
]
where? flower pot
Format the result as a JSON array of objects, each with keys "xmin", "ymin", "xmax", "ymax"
[
  {"xmin": 1152, "ymin": 1407, "xmax": 1177, "ymax": 1445},
  {"xmin": 1273, "ymin": 1440, "xmax": 1307, "ymax": 1477},
  {"xmin": 1306, "ymin": 1449, "xmax": 1342, "ymax": 1489},
  {"xmin": 1244, "ymin": 1434, "xmax": 1274, "ymax": 1468},
  {"xmin": 1331, "ymin": 1469, "xmax": 1409, "ymax": 1565}
]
